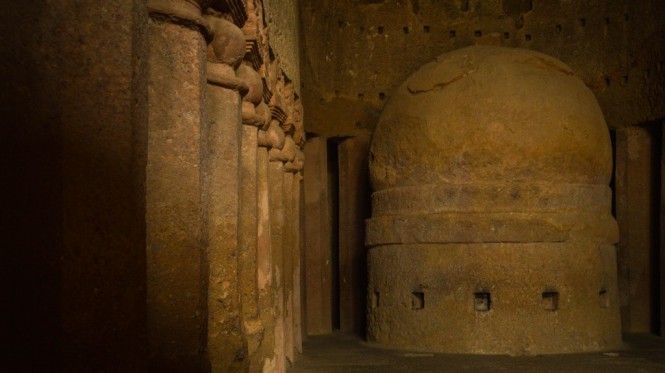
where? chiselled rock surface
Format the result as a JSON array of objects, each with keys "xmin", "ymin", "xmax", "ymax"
[
  {"xmin": 146, "ymin": 11, "xmax": 208, "ymax": 371},
  {"xmin": 366, "ymin": 46, "xmax": 622, "ymax": 355}
]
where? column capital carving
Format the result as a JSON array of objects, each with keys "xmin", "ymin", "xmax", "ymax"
[
  {"xmin": 237, "ymin": 64, "xmax": 262, "ymax": 104},
  {"xmin": 258, "ymin": 121, "xmax": 285, "ymax": 149},
  {"xmin": 207, "ymin": 63, "xmax": 248, "ymax": 93},
  {"xmin": 148, "ymin": 0, "xmax": 213, "ymax": 40},
  {"xmin": 205, "ymin": 16, "xmax": 248, "ymax": 93},
  {"xmin": 269, "ymin": 136, "xmax": 296, "ymax": 163},
  {"xmin": 284, "ymin": 149, "xmax": 304, "ymax": 173},
  {"xmin": 207, "ymin": 16, "xmax": 245, "ymax": 67},
  {"xmin": 237, "ymin": 64, "xmax": 267, "ymax": 127},
  {"xmin": 255, "ymin": 101, "xmax": 272, "ymax": 130}
]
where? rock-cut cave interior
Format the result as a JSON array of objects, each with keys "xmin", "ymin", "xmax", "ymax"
[{"xmin": 2, "ymin": 0, "xmax": 664, "ymax": 372}]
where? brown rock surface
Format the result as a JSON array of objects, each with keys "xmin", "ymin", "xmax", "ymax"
[
  {"xmin": 366, "ymin": 46, "xmax": 622, "ymax": 355},
  {"xmin": 146, "ymin": 12, "xmax": 208, "ymax": 371}
]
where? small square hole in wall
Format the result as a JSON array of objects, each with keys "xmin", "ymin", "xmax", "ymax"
[
  {"xmin": 403, "ymin": 26, "xmax": 410, "ymax": 34},
  {"xmin": 424, "ymin": 25, "xmax": 431, "ymax": 33},
  {"xmin": 556, "ymin": 24, "xmax": 562, "ymax": 33},
  {"xmin": 474, "ymin": 292, "xmax": 491, "ymax": 311},
  {"xmin": 525, "ymin": 34, "xmax": 532, "ymax": 41},
  {"xmin": 503, "ymin": 32, "xmax": 510, "ymax": 39},
  {"xmin": 411, "ymin": 291, "xmax": 425, "ymax": 310},
  {"xmin": 378, "ymin": 92, "xmax": 386, "ymax": 100},
  {"xmin": 604, "ymin": 17, "xmax": 610, "ymax": 25},
  {"xmin": 474, "ymin": 30, "xmax": 482, "ymax": 37},
  {"xmin": 542, "ymin": 291, "xmax": 559, "ymax": 311},
  {"xmin": 579, "ymin": 18, "xmax": 586, "ymax": 27},
  {"xmin": 450, "ymin": 30, "xmax": 456, "ymax": 38},
  {"xmin": 377, "ymin": 26, "xmax": 384, "ymax": 34}
]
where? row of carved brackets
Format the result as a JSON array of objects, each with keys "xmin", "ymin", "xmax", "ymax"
[
  {"xmin": 212, "ymin": 0, "xmax": 305, "ymax": 171},
  {"xmin": 147, "ymin": 0, "xmax": 305, "ymax": 172}
]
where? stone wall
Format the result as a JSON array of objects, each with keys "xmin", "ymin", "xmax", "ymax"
[
  {"xmin": 300, "ymin": 0, "xmax": 665, "ymax": 137},
  {"xmin": 2, "ymin": 0, "xmax": 149, "ymax": 371}
]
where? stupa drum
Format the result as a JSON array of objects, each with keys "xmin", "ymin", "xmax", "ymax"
[{"xmin": 366, "ymin": 46, "xmax": 621, "ymax": 355}]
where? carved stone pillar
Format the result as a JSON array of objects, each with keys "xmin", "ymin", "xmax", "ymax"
[
  {"xmin": 285, "ymin": 149, "xmax": 305, "ymax": 354},
  {"xmin": 203, "ymin": 15, "xmax": 250, "ymax": 373},
  {"xmin": 338, "ymin": 135, "xmax": 371, "ymax": 334},
  {"xmin": 146, "ymin": 1, "xmax": 211, "ymax": 370},
  {"xmin": 615, "ymin": 126, "xmax": 660, "ymax": 333},
  {"xmin": 267, "ymin": 125, "xmax": 287, "ymax": 372},
  {"xmin": 236, "ymin": 62, "xmax": 271, "ymax": 371},
  {"xmin": 257, "ymin": 122, "xmax": 285, "ymax": 372},
  {"xmin": 303, "ymin": 136, "xmax": 335, "ymax": 336},
  {"xmin": 277, "ymin": 136, "xmax": 297, "ymax": 364}
]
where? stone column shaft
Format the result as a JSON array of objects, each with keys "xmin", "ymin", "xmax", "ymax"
[
  {"xmin": 303, "ymin": 137, "xmax": 334, "ymax": 335},
  {"xmin": 285, "ymin": 150, "xmax": 305, "ymax": 354},
  {"xmin": 282, "ymin": 171, "xmax": 295, "ymax": 364},
  {"xmin": 236, "ymin": 62, "xmax": 270, "ymax": 372},
  {"xmin": 257, "ymin": 145, "xmax": 276, "ymax": 372},
  {"xmin": 204, "ymin": 15, "xmax": 250, "ymax": 373},
  {"xmin": 292, "ymin": 173, "xmax": 304, "ymax": 353},
  {"xmin": 205, "ymin": 77, "xmax": 247, "ymax": 372},
  {"xmin": 271, "ymin": 135, "xmax": 298, "ymax": 364},
  {"xmin": 338, "ymin": 135, "xmax": 371, "ymax": 333},
  {"xmin": 268, "ymin": 158, "xmax": 286, "ymax": 372},
  {"xmin": 615, "ymin": 126, "xmax": 659, "ymax": 333},
  {"xmin": 146, "ymin": 2, "xmax": 208, "ymax": 370},
  {"xmin": 240, "ymin": 124, "xmax": 263, "ymax": 369}
]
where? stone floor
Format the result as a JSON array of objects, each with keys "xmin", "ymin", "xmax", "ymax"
[{"xmin": 289, "ymin": 332, "xmax": 665, "ymax": 372}]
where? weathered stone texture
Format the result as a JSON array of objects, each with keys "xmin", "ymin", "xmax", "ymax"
[
  {"xmin": 338, "ymin": 136, "xmax": 371, "ymax": 334},
  {"xmin": 257, "ymin": 144, "xmax": 277, "ymax": 372},
  {"xmin": 269, "ymin": 157, "xmax": 287, "ymax": 372},
  {"xmin": 2, "ymin": 0, "xmax": 150, "ymax": 370},
  {"xmin": 240, "ymin": 124, "xmax": 264, "ymax": 369},
  {"xmin": 615, "ymin": 126, "xmax": 661, "ymax": 333},
  {"xmin": 146, "ymin": 15, "xmax": 208, "ymax": 371},
  {"xmin": 300, "ymin": 0, "xmax": 665, "ymax": 137},
  {"xmin": 366, "ymin": 46, "xmax": 622, "ymax": 355},
  {"xmin": 264, "ymin": 0, "xmax": 302, "ymax": 95},
  {"xmin": 205, "ymin": 78, "xmax": 247, "ymax": 372},
  {"xmin": 303, "ymin": 137, "xmax": 334, "ymax": 335}
]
